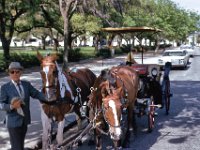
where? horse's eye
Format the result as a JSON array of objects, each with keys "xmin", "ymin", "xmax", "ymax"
[
  {"xmin": 104, "ymin": 106, "xmax": 108, "ymax": 110},
  {"xmin": 53, "ymin": 70, "xmax": 57, "ymax": 75},
  {"xmin": 103, "ymin": 104, "xmax": 109, "ymax": 110}
]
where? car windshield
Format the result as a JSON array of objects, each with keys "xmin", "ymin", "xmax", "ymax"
[{"xmin": 163, "ymin": 51, "xmax": 186, "ymax": 56}]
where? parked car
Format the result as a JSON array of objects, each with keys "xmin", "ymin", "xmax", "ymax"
[
  {"xmin": 180, "ymin": 45, "xmax": 194, "ymax": 57},
  {"xmin": 158, "ymin": 49, "xmax": 189, "ymax": 69}
]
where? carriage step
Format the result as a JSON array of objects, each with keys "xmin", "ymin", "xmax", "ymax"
[{"xmin": 149, "ymin": 104, "xmax": 162, "ymax": 108}]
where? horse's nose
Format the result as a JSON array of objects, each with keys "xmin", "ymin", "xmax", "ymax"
[
  {"xmin": 110, "ymin": 128, "xmax": 121, "ymax": 140},
  {"xmin": 111, "ymin": 133, "xmax": 121, "ymax": 141},
  {"xmin": 45, "ymin": 94, "xmax": 56, "ymax": 101}
]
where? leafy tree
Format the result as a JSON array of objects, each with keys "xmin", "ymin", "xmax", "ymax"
[{"xmin": 0, "ymin": 0, "xmax": 34, "ymax": 59}]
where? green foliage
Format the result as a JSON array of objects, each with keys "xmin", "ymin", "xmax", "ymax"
[
  {"xmin": 71, "ymin": 13, "xmax": 102, "ymax": 34},
  {"xmin": 68, "ymin": 48, "xmax": 82, "ymax": 62},
  {"xmin": 120, "ymin": 44, "xmax": 131, "ymax": 53},
  {"xmin": 114, "ymin": 47, "xmax": 124, "ymax": 55},
  {"xmin": 0, "ymin": 50, "xmax": 64, "ymax": 72},
  {"xmin": 10, "ymin": 53, "xmax": 40, "ymax": 68},
  {"xmin": 122, "ymin": 15, "xmax": 136, "ymax": 27},
  {"xmin": 79, "ymin": 46, "xmax": 96, "ymax": 59},
  {"xmin": 96, "ymin": 48, "xmax": 111, "ymax": 58},
  {"xmin": 0, "ymin": 56, "xmax": 8, "ymax": 72}
]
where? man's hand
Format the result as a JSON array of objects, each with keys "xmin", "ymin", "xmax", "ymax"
[{"xmin": 11, "ymin": 98, "xmax": 22, "ymax": 109}]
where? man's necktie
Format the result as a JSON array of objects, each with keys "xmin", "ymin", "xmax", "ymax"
[
  {"xmin": 17, "ymin": 83, "xmax": 23, "ymax": 96},
  {"xmin": 16, "ymin": 83, "xmax": 25, "ymax": 116}
]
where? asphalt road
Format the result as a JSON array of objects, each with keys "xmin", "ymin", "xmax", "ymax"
[
  {"xmin": 0, "ymin": 47, "xmax": 200, "ymax": 150},
  {"xmin": 74, "ymin": 47, "xmax": 200, "ymax": 150}
]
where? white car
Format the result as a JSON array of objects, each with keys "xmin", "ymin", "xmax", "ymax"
[
  {"xmin": 158, "ymin": 49, "xmax": 189, "ymax": 69},
  {"xmin": 180, "ymin": 45, "xmax": 194, "ymax": 57}
]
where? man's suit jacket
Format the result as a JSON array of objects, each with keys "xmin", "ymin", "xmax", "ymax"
[{"xmin": 0, "ymin": 80, "xmax": 46, "ymax": 128}]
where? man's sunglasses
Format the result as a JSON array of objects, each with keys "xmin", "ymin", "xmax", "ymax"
[{"xmin": 9, "ymin": 70, "xmax": 21, "ymax": 74}]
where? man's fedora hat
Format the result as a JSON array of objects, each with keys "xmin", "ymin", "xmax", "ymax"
[{"xmin": 8, "ymin": 62, "xmax": 23, "ymax": 70}]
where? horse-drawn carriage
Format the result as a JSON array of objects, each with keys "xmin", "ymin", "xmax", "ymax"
[
  {"xmin": 102, "ymin": 26, "xmax": 172, "ymax": 133},
  {"xmin": 132, "ymin": 63, "xmax": 163, "ymax": 132},
  {"xmin": 35, "ymin": 27, "xmax": 172, "ymax": 150},
  {"xmin": 133, "ymin": 62, "xmax": 172, "ymax": 132}
]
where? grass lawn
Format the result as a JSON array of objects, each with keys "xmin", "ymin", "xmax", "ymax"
[
  {"xmin": 0, "ymin": 46, "xmax": 96, "ymax": 58},
  {"xmin": 79, "ymin": 46, "xmax": 96, "ymax": 59}
]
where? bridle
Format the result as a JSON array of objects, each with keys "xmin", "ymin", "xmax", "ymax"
[
  {"xmin": 40, "ymin": 61, "xmax": 58, "ymax": 100},
  {"xmin": 102, "ymin": 102, "xmax": 122, "ymax": 128},
  {"xmin": 101, "ymin": 72, "xmax": 128, "ymax": 129},
  {"xmin": 41, "ymin": 59, "xmax": 84, "ymax": 108}
]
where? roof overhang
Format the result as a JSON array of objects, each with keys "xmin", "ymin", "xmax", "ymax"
[{"xmin": 101, "ymin": 26, "xmax": 162, "ymax": 33}]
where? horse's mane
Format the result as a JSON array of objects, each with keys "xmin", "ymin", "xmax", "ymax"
[{"xmin": 100, "ymin": 69, "xmax": 116, "ymax": 86}]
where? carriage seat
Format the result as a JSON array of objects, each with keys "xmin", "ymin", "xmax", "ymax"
[
  {"xmin": 131, "ymin": 64, "xmax": 148, "ymax": 76},
  {"xmin": 136, "ymin": 98, "xmax": 148, "ymax": 105}
]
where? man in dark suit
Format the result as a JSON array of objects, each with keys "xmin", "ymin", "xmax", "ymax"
[{"xmin": 0, "ymin": 62, "xmax": 48, "ymax": 150}]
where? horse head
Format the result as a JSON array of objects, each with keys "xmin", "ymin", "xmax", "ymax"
[
  {"xmin": 101, "ymin": 79, "xmax": 124, "ymax": 141},
  {"xmin": 37, "ymin": 51, "xmax": 59, "ymax": 101}
]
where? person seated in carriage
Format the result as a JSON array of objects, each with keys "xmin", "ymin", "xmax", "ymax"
[{"xmin": 125, "ymin": 48, "xmax": 138, "ymax": 66}]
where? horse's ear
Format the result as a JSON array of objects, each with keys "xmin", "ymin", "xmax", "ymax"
[
  {"xmin": 105, "ymin": 80, "xmax": 110, "ymax": 91},
  {"xmin": 51, "ymin": 53, "xmax": 58, "ymax": 60},
  {"xmin": 37, "ymin": 50, "xmax": 43, "ymax": 62},
  {"xmin": 114, "ymin": 87, "xmax": 123, "ymax": 95}
]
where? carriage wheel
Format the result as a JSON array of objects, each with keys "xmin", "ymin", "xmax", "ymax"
[
  {"xmin": 165, "ymin": 80, "xmax": 170, "ymax": 115},
  {"xmin": 148, "ymin": 96, "xmax": 155, "ymax": 133}
]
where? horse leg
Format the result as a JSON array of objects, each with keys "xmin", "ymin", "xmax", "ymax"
[
  {"xmin": 56, "ymin": 119, "xmax": 65, "ymax": 147},
  {"xmin": 121, "ymin": 106, "xmax": 134, "ymax": 148},
  {"xmin": 87, "ymin": 109, "xmax": 96, "ymax": 146},
  {"xmin": 113, "ymin": 140, "xmax": 122, "ymax": 150},
  {"xmin": 41, "ymin": 108, "xmax": 52, "ymax": 150},
  {"xmin": 132, "ymin": 109, "xmax": 138, "ymax": 136},
  {"xmin": 128, "ymin": 106, "xmax": 134, "ymax": 132},
  {"xmin": 95, "ymin": 130, "xmax": 102, "ymax": 150},
  {"xmin": 75, "ymin": 113, "xmax": 82, "ymax": 130}
]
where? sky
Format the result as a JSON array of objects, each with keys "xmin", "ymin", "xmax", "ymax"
[{"xmin": 172, "ymin": 0, "xmax": 200, "ymax": 14}]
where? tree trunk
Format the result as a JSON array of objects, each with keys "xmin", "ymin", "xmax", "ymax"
[
  {"xmin": 93, "ymin": 35, "xmax": 100, "ymax": 52},
  {"xmin": 42, "ymin": 36, "xmax": 46, "ymax": 50},
  {"xmin": 53, "ymin": 39, "xmax": 59, "ymax": 51},
  {"xmin": 59, "ymin": 0, "xmax": 77, "ymax": 70},
  {"xmin": 2, "ymin": 38, "xmax": 11, "ymax": 60},
  {"xmin": 68, "ymin": 33, "xmax": 73, "ymax": 50},
  {"xmin": 154, "ymin": 35, "xmax": 160, "ymax": 53},
  {"xmin": 117, "ymin": 35, "xmax": 122, "ymax": 47},
  {"xmin": 63, "ymin": 17, "xmax": 69, "ymax": 70},
  {"xmin": 107, "ymin": 34, "xmax": 115, "ymax": 48}
]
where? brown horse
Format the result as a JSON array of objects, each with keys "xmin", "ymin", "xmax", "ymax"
[
  {"xmin": 37, "ymin": 52, "xmax": 96, "ymax": 149},
  {"xmin": 88, "ymin": 66, "xmax": 139, "ymax": 149}
]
